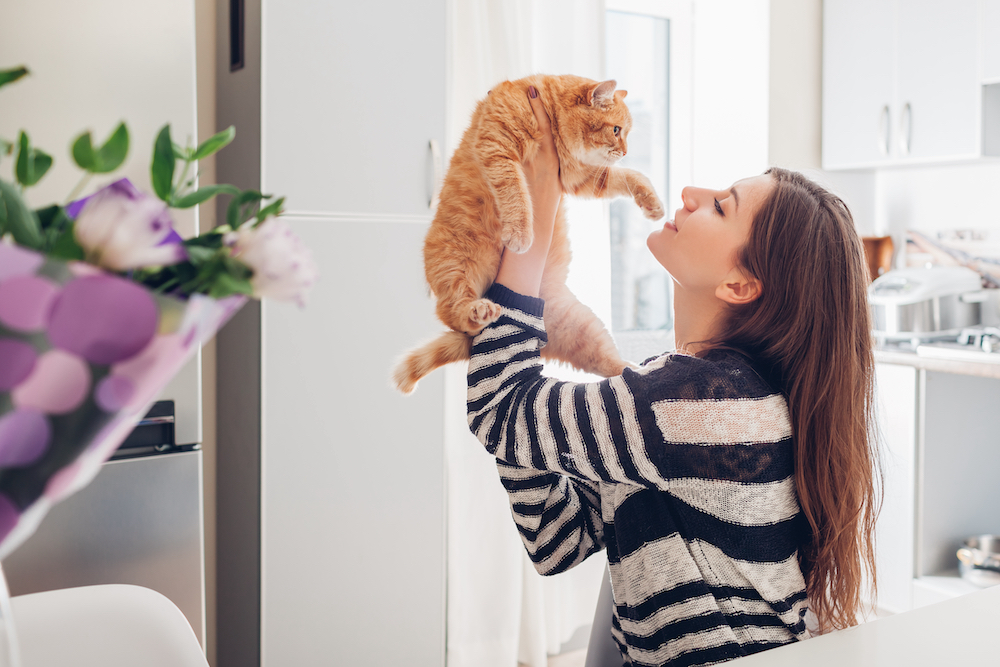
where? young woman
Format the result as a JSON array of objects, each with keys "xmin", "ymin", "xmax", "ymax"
[{"xmin": 466, "ymin": 88, "xmax": 880, "ymax": 666}]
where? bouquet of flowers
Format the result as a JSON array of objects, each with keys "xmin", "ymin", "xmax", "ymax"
[{"xmin": 0, "ymin": 65, "xmax": 317, "ymax": 559}]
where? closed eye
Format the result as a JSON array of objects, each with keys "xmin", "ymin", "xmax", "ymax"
[{"xmin": 714, "ymin": 198, "xmax": 724, "ymax": 216}]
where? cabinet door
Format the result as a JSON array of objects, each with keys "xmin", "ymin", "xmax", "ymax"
[
  {"xmin": 261, "ymin": 0, "xmax": 446, "ymax": 216},
  {"xmin": 873, "ymin": 363, "xmax": 918, "ymax": 614},
  {"xmin": 261, "ymin": 218, "xmax": 446, "ymax": 667},
  {"xmin": 895, "ymin": 0, "xmax": 979, "ymax": 161},
  {"xmin": 822, "ymin": 0, "xmax": 896, "ymax": 169},
  {"xmin": 984, "ymin": 0, "xmax": 1000, "ymax": 82}
]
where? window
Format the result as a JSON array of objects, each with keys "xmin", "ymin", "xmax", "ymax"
[
  {"xmin": 605, "ymin": 1, "xmax": 692, "ymax": 361},
  {"xmin": 606, "ymin": 10, "xmax": 671, "ymax": 333}
]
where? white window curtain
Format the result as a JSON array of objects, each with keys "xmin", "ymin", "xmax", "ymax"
[{"xmin": 443, "ymin": 2, "xmax": 610, "ymax": 667}]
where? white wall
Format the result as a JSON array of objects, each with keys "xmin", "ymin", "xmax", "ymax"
[
  {"xmin": 691, "ymin": 0, "xmax": 771, "ymax": 188},
  {"xmin": 768, "ymin": 0, "xmax": 822, "ymax": 170}
]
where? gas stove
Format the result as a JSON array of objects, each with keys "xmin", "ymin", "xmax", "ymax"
[{"xmin": 913, "ymin": 326, "xmax": 1000, "ymax": 364}]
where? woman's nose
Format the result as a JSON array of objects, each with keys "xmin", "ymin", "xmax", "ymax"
[{"xmin": 681, "ymin": 186, "xmax": 702, "ymax": 211}]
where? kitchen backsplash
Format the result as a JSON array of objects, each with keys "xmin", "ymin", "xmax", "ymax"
[{"xmin": 803, "ymin": 160, "xmax": 1000, "ymax": 273}]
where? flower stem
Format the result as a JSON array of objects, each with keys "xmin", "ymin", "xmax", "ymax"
[
  {"xmin": 65, "ymin": 173, "xmax": 92, "ymax": 204},
  {"xmin": 172, "ymin": 157, "xmax": 193, "ymax": 205}
]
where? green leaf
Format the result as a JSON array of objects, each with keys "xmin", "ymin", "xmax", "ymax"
[
  {"xmin": 48, "ymin": 221, "xmax": 86, "ymax": 261},
  {"xmin": 0, "ymin": 138, "xmax": 12, "ymax": 156},
  {"xmin": 71, "ymin": 132, "xmax": 97, "ymax": 170},
  {"xmin": 172, "ymin": 183, "xmax": 241, "ymax": 209},
  {"xmin": 191, "ymin": 126, "xmax": 235, "ymax": 161},
  {"xmin": 185, "ymin": 245, "xmax": 217, "ymax": 264},
  {"xmin": 0, "ymin": 67, "xmax": 28, "ymax": 89},
  {"xmin": 0, "ymin": 179, "xmax": 44, "ymax": 248},
  {"xmin": 254, "ymin": 196, "xmax": 285, "ymax": 224},
  {"xmin": 207, "ymin": 271, "xmax": 254, "ymax": 299},
  {"xmin": 150, "ymin": 124, "xmax": 175, "ymax": 201},
  {"xmin": 72, "ymin": 123, "xmax": 128, "ymax": 173},
  {"xmin": 15, "ymin": 131, "xmax": 53, "ymax": 187},
  {"xmin": 226, "ymin": 189, "xmax": 265, "ymax": 229},
  {"xmin": 172, "ymin": 142, "xmax": 192, "ymax": 161},
  {"xmin": 92, "ymin": 122, "xmax": 129, "ymax": 173},
  {"xmin": 182, "ymin": 229, "xmax": 226, "ymax": 249}
]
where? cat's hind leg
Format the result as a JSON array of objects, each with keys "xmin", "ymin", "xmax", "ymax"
[{"xmin": 434, "ymin": 281, "xmax": 503, "ymax": 335}]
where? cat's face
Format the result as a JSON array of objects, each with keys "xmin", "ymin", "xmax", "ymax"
[{"xmin": 568, "ymin": 81, "xmax": 632, "ymax": 168}]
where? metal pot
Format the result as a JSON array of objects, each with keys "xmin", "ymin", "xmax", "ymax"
[
  {"xmin": 869, "ymin": 266, "xmax": 985, "ymax": 340},
  {"xmin": 956, "ymin": 534, "xmax": 1000, "ymax": 587}
]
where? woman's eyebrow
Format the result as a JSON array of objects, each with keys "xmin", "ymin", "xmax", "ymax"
[{"xmin": 730, "ymin": 186, "xmax": 740, "ymax": 211}]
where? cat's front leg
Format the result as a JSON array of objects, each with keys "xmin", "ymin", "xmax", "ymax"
[
  {"xmin": 614, "ymin": 168, "xmax": 665, "ymax": 220},
  {"xmin": 479, "ymin": 146, "xmax": 533, "ymax": 253},
  {"xmin": 573, "ymin": 167, "xmax": 664, "ymax": 220}
]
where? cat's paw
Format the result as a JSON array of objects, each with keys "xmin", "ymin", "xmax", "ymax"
[
  {"xmin": 635, "ymin": 189, "xmax": 664, "ymax": 220},
  {"xmin": 464, "ymin": 298, "xmax": 503, "ymax": 333},
  {"xmin": 501, "ymin": 225, "xmax": 534, "ymax": 254}
]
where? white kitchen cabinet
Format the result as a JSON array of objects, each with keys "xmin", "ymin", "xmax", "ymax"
[
  {"xmin": 822, "ymin": 0, "xmax": 896, "ymax": 169},
  {"xmin": 822, "ymin": 0, "xmax": 983, "ymax": 169},
  {"xmin": 872, "ymin": 358, "xmax": 1000, "ymax": 614},
  {"xmin": 915, "ymin": 371, "xmax": 1000, "ymax": 601},
  {"xmin": 985, "ymin": 0, "xmax": 1000, "ymax": 81},
  {"xmin": 873, "ymin": 363, "xmax": 918, "ymax": 614},
  {"xmin": 261, "ymin": 2, "xmax": 445, "ymax": 217},
  {"xmin": 895, "ymin": 1, "xmax": 979, "ymax": 161}
]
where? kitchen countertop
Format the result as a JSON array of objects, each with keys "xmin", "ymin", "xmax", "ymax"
[
  {"xmin": 875, "ymin": 345, "xmax": 1000, "ymax": 379},
  {"xmin": 731, "ymin": 583, "xmax": 1000, "ymax": 665}
]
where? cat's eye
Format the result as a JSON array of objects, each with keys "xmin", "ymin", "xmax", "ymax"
[{"xmin": 613, "ymin": 126, "xmax": 621, "ymax": 136}]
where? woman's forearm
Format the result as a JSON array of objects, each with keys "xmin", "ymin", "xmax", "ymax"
[
  {"xmin": 494, "ymin": 86, "xmax": 562, "ymax": 298},
  {"xmin": 494, "ymin": 187, "xmax": 560, "ymax": 297}
]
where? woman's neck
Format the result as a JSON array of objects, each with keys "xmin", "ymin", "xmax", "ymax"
[{"xmin": 671, "ymin": 283, "xmax": 727, "ymax": 356}]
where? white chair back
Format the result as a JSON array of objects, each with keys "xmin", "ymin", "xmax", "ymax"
[{"xmin": 10, "ymin": 585, "xmax": 208, "ymax": 667}]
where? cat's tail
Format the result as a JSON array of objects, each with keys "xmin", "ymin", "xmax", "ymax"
[{"xmin": 392, "ymin": 330, "xmax": 474, "ymax": 394}]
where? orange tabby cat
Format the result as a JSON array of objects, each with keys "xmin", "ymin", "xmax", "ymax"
[{"xmin": 392, "ymin": 74, "xmax": 664, "ymax": 394}]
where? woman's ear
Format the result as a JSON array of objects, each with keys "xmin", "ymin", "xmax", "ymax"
[{"xmin": 716, "ymin": 271, "xmax": 762, "ymax": 305}]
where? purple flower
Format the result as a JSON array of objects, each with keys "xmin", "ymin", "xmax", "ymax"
[
  {"xmin": 71, "ymin": 179, "xmax": 186, "ymax": 271},
  {"xmin": 228, "ymin": 220, "xmax": 318, "ymax": 306}
]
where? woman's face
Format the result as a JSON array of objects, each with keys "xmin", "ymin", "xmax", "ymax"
[{"xmin": 646, "ymin": 174, "xmax": 774, "ymax": 293}]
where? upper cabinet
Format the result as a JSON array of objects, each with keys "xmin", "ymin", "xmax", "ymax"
[
  {"xmin": 260, "ymin": 1, "xmax": 446, "ymax": 217},
  {"xmin": 985, "ymin": 0, "xmax": 1000, "ymax": 81},
  {"xmin": 822, "ymin": 0, "xmax": 989, "ymax": 169}
]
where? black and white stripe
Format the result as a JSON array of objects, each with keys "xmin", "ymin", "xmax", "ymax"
[{"xmin": 468, "ymin": 285, "xmax": 811, "ymax": 667}]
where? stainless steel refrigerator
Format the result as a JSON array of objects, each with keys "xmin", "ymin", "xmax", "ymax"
[{"xmin": 2, "ymin": 403, "xmax": 206, "ymax": 645}]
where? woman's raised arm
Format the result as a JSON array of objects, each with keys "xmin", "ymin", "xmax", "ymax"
[{"xmin": 494, "ymin": 86, "xmax": 563, "ymax": 297}]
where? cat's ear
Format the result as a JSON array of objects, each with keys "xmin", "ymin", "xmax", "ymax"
[
  {"xmin": 590, "ymin": 80, "xmax": 617, "ymax": 108},
  {"xmin": 616, "ymin": 89, "xmax": 628, "ymax": 100}
]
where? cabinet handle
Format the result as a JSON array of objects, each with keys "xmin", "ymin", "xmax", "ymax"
[
  {"xmin": 428, "ymin": 139, "xmax": 443, "ymax": 210},
  {"xmin": 899, "ymin": 102, "xmax": 912, "ymax": 156},
  {"xmin": 878, "ymin": 105, "xmax": 891, "ymax": 156}
]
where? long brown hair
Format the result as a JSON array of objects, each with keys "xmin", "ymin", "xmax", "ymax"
[{"xmin": 716, "ymin": 168, "xmax": 881, "ymax": 633}]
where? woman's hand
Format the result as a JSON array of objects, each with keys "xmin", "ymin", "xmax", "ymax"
[{"xmin": 494, "ymin": 85, "xmax": 562, "ymax": 298}]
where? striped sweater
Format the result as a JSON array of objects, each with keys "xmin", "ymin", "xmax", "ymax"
[{"xmin": 467, "ymin": 284, "xmax": 812, "ymax": 667}]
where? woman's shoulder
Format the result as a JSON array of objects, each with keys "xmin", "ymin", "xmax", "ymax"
[{"xmin": 626, "ymin": 348, "xmax": 779, "ymax": 402}]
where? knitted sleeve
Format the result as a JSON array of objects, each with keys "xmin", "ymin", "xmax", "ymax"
[
  {"xmin": 495, "ymin": 460, "xmax": 605, "ymax": 575},
  {"xmin": 466, "ymin": 284, "xmax": 793, "ymax": 490}
]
